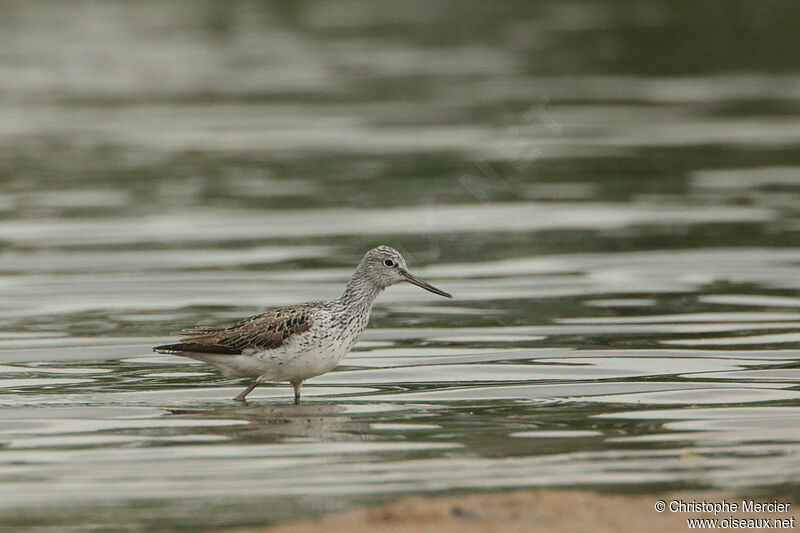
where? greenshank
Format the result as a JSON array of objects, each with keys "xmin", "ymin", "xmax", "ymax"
[{"xmin": 154, "ymin": 246, "xmax": 452, "ymax": 403}]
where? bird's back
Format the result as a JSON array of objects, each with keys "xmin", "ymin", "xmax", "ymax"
[{"xmin": 153, "ymin": 303, "xmax": 324, "ymax": 357}]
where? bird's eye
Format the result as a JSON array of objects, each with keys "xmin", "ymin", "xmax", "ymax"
[{"xmin": 384, "ymin": 259, "xmax": 395, "ymax": 267}]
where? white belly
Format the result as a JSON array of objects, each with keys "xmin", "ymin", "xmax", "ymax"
[
  {"xmin": 262, "ymin": 346, "xmax": 344, "ymax": 382},
  {"xmin": 182, "ymin": 325, "xmax": 361, "ymax": 382}
]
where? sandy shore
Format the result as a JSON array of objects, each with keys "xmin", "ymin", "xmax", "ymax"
[{"xmin": 231, "ymin": 490, "xmax": 795, "ymax": 533}]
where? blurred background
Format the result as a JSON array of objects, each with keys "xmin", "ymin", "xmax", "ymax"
[{"xmin": 2, "ymin": 1, "xmax": 800, "ymax": 531}]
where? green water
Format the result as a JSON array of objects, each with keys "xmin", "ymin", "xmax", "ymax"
[{"xmin": 2, "ymin": 1, "xmax": 800, "ymax": 531}]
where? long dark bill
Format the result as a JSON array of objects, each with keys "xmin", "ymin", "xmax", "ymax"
[{"xmin": 401, "ymin": 270, "xmax": 452, "ymax": 298}]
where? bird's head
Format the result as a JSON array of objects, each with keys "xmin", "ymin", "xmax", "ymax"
[{"xmin": 358, "ymin": 245, "xmax": 452, "ymax": 298}]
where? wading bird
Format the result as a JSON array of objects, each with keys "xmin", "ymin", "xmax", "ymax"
[{"xmin": 154, "ymin": 246, "xmax": 452, "ymax": 403}]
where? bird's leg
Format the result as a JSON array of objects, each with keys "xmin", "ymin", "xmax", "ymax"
[
  {"xmin": 291, "ymin": 380, "xmax": 303, "ymax": 404},
  {"xmin": 234, "ymin": 380, "xmax": 260, "ymax": 403}
]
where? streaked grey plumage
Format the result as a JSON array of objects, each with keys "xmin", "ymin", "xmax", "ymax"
[
  {"xmin": 155, "ymin": 305, "xmax": 315, "ymax": 355},
  {"xmin": 154, "ymin": 246, "xmax": 452, "ymax": 403}
]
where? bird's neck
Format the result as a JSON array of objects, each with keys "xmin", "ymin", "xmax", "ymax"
[{"xmin": 338, "ymin": 269, "xmax": 382, "ymax": 313}]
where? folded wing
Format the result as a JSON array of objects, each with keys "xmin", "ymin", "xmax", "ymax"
[{"xmin": 154, "ymin": 306, "xmax": 313, "ymax": 355}]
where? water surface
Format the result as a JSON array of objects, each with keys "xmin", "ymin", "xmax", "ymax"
[{"xmin": 2, "ymin": 1, "xmax": 800, "ymax": 531}]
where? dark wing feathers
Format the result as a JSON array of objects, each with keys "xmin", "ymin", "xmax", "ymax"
[
  {"xmin": 154, "ymin": 306, "xmax": 314, "ymax": 356},
  {"xmin": 153, "ymin": 341, "xmax": 239, "ymax": 355}
]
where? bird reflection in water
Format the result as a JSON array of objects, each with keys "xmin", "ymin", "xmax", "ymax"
[{"xmin": 167, "ymin": 403, "xmax": 372, "ymax": 441}]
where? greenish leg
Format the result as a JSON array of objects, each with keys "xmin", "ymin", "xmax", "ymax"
[
  {"xmin": 234, "ymin": 380, "xmax": 259, "ymax": 402},
  {"xmin": 291, "ymin": 380, "xmax": 303, "ymax": 404}
]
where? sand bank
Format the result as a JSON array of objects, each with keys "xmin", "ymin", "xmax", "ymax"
[{"xmin": 232, "ymin": 490, "xmax": 795, "ymax": 533}]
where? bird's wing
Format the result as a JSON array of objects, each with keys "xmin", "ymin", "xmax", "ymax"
[{"xmin": 154, "ymin": 306, "xmax": 315, "ymax": 355}]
